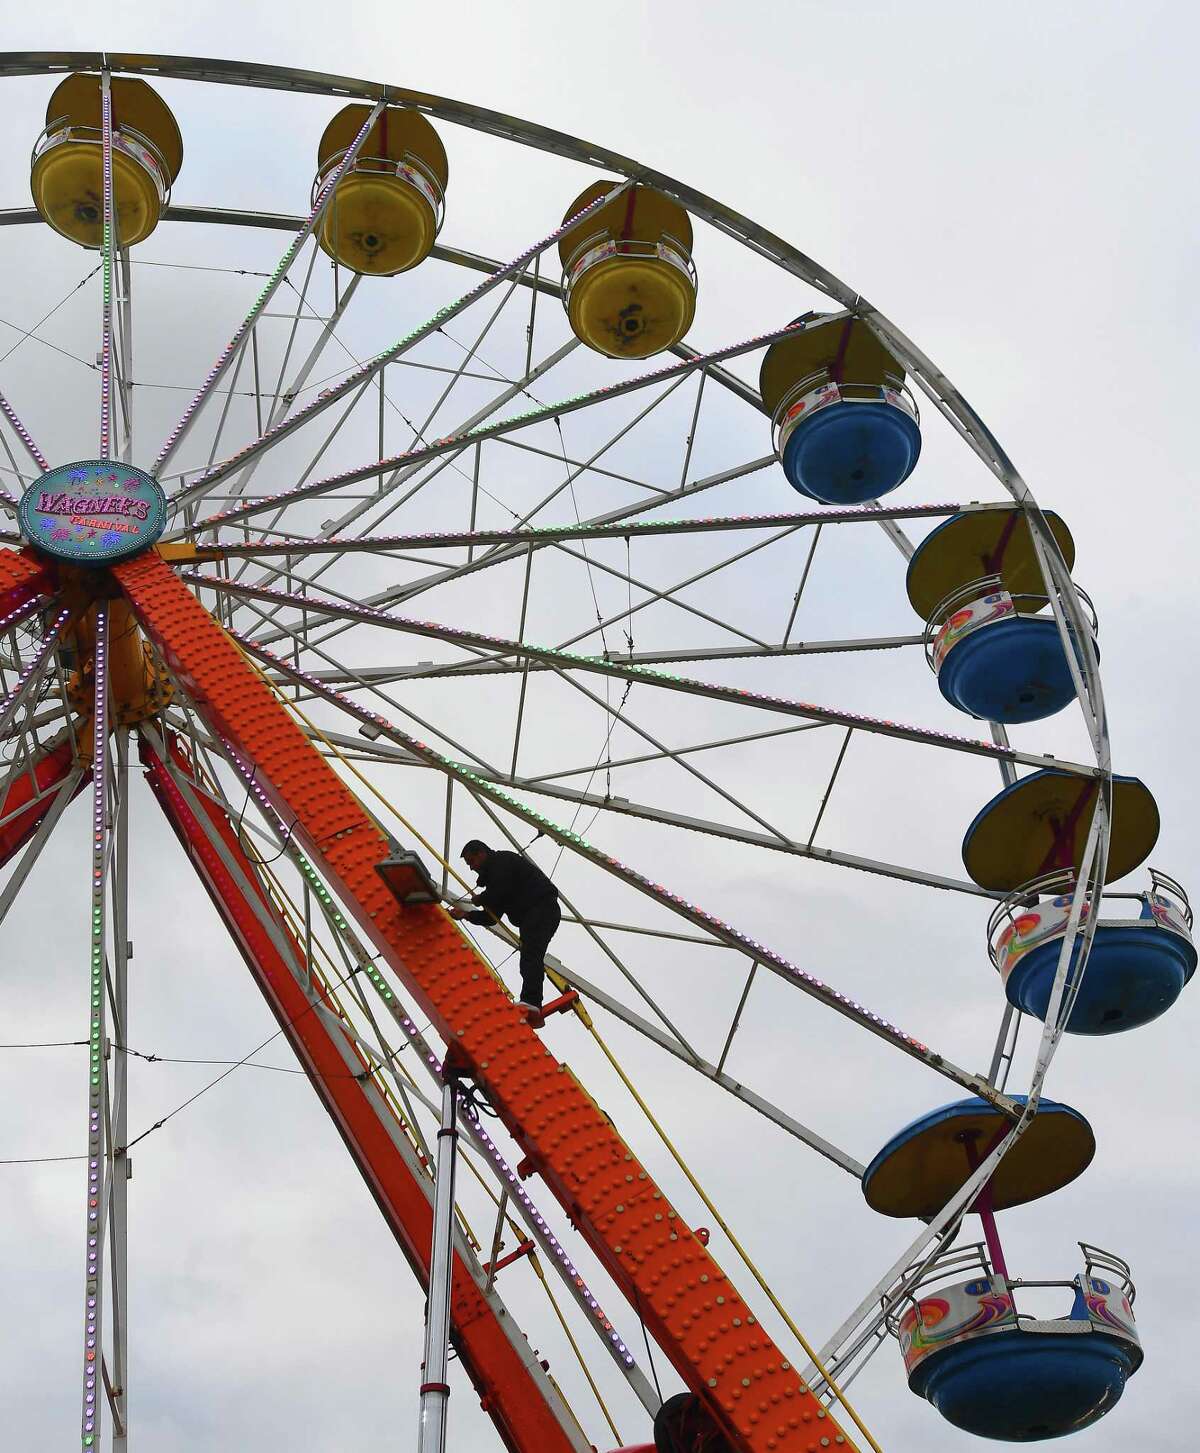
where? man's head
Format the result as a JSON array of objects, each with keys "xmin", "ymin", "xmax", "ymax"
[{"xmin": 461, "ymin": 839, "xmax": 490, "ymax": 874}]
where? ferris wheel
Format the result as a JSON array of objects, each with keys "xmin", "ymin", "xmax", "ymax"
[{"xmin": 0, "ymin": 50, "xmax": 1191, "ymax": 1453}]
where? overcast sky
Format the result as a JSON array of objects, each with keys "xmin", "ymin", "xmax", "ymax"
[{"xmin": 0, "ymin": 6, "xmax": 1196, "ymax": 1453}]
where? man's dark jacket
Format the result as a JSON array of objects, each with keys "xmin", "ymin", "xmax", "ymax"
[{"xmin": 467, "ymin": 850, "xmax": 558, "ymax": 926}]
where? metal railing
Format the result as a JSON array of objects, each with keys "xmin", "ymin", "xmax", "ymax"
[
  {"xmin": 31, "ymin": 114, "xmax": 173, "ymax": 208},
  {"xmin": 923, "ymin": 572, "xmax": 1098, "ymax": 671},
  {"xmin": 311, "ymin": 146, "xmax": 446, "ymax": 235},
  {"xmin": 988, "ymin": 865, "xmax": 1193, "ymax": 974},
  {"xmin": 885, "ymin": 1237, "xmax": 1138, "ymax": 1339},
  {"xmin": 771, "ymin": 365, "xmax": 919, "ymax": 454},
  {"xmin": 562, "ymin": 226, "xmax": 697, "ymax": 300}
]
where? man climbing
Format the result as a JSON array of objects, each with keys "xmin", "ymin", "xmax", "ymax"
[{"xmin": 448, "ymin": 839, "xmax": 561, "ymax": 1011}]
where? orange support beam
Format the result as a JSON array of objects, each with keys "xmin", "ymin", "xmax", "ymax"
[
  {"xmin": 116, "ymin": 551, "xmax": 857, "ymax": 1453},
  {"xmin": 141, "ymin": 726, "xmax": 584, "ymax": 1453}
]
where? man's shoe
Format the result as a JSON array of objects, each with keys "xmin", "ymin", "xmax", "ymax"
[{"xmin": 517, "ymin": 1000, "xmax": 542, "ymax": 1012}]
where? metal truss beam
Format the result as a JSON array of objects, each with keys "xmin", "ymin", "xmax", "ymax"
[
  {"xmin": 299, "ymin": 724, "xmax": 995, "ymax": 899},
  {"xmin": 251, "ymin": 634, "xmax": 923, "ymax": 696},
  {"xmin": 79, "ymin": 604, "xmax": 111, "ymax": 1447},
  {"xmin": 170, "ymin": 317, "xmax": 821, "ymax": 533},
  {"xmin": 193, "ymin": 573, "xmax": 1094, "ymax": 779},
  {"xmin": 535, "ymin": 944, "xmax": 865, "ymax": 1178},
  {"xmin": 192, "ymin": 499, "xmax": 999, "ymax": 560}
]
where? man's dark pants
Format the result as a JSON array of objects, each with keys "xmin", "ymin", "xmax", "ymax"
[{"xmin": 515, "ymin": 899, "xmax": 561, "ymax": 1007}]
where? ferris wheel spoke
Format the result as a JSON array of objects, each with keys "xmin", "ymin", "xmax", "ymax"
[
  {"xmin": 335, "ymin": 452, "xmax": 781, "ymax": 626},
  {"xmin": 218, "ymin": 594, "xmax": 509, "ymax": 778},
  {"xmin": 79, "ymin": 604, "xmax": 113, "ymax": 1447},
  {"xmin": 112, "ymin": 247, "xmax": 135, "ymax": 463},
  {"xmin": 166, "ymin": 316, "xmax": 809, "ymax": 536},
  {"xmin": 227, "ymin": 365, "xmax": 587, "ymax": 653},
  {"xmin": 167, "ymin": 178, "xmax": 636, "ymax": 512},
  {"xmin": 0, "ymin": 603, "xmax": 70, "ymax": 739},
  {"xmin": 542, "ymin": 661, "xmax": 797, "ymax": 844},
  {"xmin": 413, "ymin": 272, "xmax": 526, "ymax": 438},
  {"xmin": 0, "ymin": 751, "xmax": 84, "ymax": 928},
  {"xmin": 0, "ymin": 703, "xmax": 71, "ymax": 753},
  {"xmin": 493, "ymin": 911, "xmax": 865, "ymax": 1178},
  {"xmin": 181, "ymin": 714, "xmax": 983, "ymax": 903},
  {"xmin": 0, "ymin": 384, "xmax": 50, "ymax": 481},
  {"xmin": 245, "ymin": 507, "xmax": 794, "ymax": 661},
  {"xmin": 300, "ymin": 337, "xmax": 580, "ymax": 553},
  {"xmin": 105, "ymin": 727, "xmax": 131, "ymax": 1449},
  {"xmin": 517, "ymin": 719, "xmax": 831, "ymax": 784},
  {"xmin": 241, "ymin": 632, "xmax": 1015, "ymax": 1110},
  {"xmin": 219, "ymin": 269, "xmax": 364, "ymax": 510},
  {"xmin": 223, "ymin": 453, "xmax": 779, "ymax": 659},
  {"xmin": 98, "ymin": 71, "xmax": 116, "ymax": 459},
  {"xmin": 259, "ymin": 238, "xmax": 325, "ymax": 426},
  {"xmin": 189, "ymin": 498, "xmax": 981, "ymax": 562},
  {"xmin": 151, "ymin": 101, "xmax": 386, "ymax": 479},
  {"xmin": 474, "ymin": 373, "xmax": 694, "ymax": 543},
  {"xmin": 494, "ymin": 432, "xmax": 665, "ymax": 495},
  {"xmin": 207, "ymin": 331, "xmax": 582, "ymax": 637},
  {"xmin": 198, "ymin": 573, "xmax": 1094, "ymax": 779},
  {"xmin": 240, "ymin": 632, "xmax": 922, "ymax": 701}
]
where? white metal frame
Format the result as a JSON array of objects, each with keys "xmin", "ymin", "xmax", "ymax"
[{"xmin": 0, "ymin": 50, "xmax": 1119, "ymax": 1452}]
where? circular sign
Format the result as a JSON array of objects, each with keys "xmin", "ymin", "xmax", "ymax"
[{"xmin": 18, "ymin": 460, "xmax": 167, "ymax": 566}]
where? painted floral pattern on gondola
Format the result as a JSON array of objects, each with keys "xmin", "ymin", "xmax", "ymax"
[
  {"xmin": 993, "ymin": 894, "xmax": 1081, "ymax": 983},
  {"xmin": 931, "ymin": 589, "xmax": 1015, "ymax": 671},
  {"xmin": 995, "ymin": 886, "xmax": 1194, "ymax": 985},
  {"xmin": 899, "ymin": 1278, "xmax": 1017, "ymax": 1376},
  {"xmin": 1082, "ymin": 1277, "xmax": 1140, "ymax": 1344}
]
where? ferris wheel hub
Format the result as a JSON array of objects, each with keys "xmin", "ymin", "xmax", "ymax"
[{"xmin": 18, "ymin": 460, "xmax": 167, "ymax": 566}]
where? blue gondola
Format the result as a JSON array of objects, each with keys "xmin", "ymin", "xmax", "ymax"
[
  {"xmin": 777, "ymin": 386, "xmax": 920, "ymax": 505},
  {"xmin": 864, "ymin": 1100, "xmax": 1143, "ymax": 1442},
  {"xmin": 902, "ymin": 1268, "xmax": 1143, "ymax": 1442},
  {"xmin": 759, "ymin": 316, "xmax": 921, "ymax": 505},
  {"xmin": 905, "ymin": 510, "xmax": 1096, "ymax": 724},
  {"xmin": 990, "ymin": 870, "xmax": 1196, "ymax": 1034},
  {"xmin": 924, "ymin": 578, "xmax": 1098, "ymax": 725}
]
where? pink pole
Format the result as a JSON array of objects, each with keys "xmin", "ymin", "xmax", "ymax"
[
  {"xmin": 962, "ymin": 1134, "xmax": 1010, "ymax": 1280},
  {"xmin": 976, "ymin": 1189, "xmax": 1010, "ymax": 1281}
]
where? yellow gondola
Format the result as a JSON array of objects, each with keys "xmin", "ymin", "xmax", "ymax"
[
  {"xmin": 314, "ymin": 105, "xmax": 447, "ymax": 276},
  {"xmin": 31, "ymin": 74, "xmax": 182, "ymax": 249},
  {"xmin": 558, "ymin": 182, "xmax": 696, "ymax": 358}
]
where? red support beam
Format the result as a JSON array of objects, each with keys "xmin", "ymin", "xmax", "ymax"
[
  {"xmin": 140, "ymin": 726, "xmax": 584, "ymax": 1453},
  {"xmin": 0, "ymin": 730, "xmax": 83, "ymax": 868}
]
